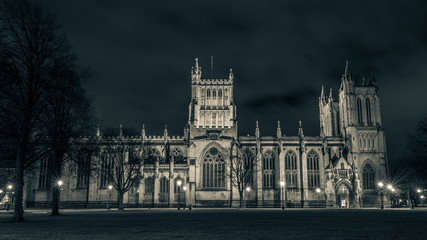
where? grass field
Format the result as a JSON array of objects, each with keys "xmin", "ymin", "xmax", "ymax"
[{"xmin": 1, "ymin": 208, "xmax": 426, "ymax": 240}]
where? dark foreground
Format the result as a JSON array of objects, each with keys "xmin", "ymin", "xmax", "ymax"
[{"xmin": 1, "ymin": 208, "xmax": 426, "ymax": 240}]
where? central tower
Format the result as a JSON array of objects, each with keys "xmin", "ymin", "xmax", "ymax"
[{"xmin": 188, "ymin": 58, "xmax": 237, "ymax": 132}]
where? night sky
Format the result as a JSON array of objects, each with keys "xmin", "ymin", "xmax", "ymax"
[{"xmin": 44, "ymin": 0, "xmax": 427, "ymax": 168}]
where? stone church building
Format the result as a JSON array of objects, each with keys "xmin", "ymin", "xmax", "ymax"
[{"xmin": 25, "ymin": 59, "xmax": 388, "ymax": 208}]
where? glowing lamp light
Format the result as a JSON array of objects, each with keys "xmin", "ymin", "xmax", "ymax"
[
  {"xmin": 280, "ymin": 181, "xmax": 285, "ymax": 187},
  {"xmin": 57, "ymin": 180, "xmax": 63, "ymax": 186},
  {"xmin": 246, "ymin": 187, "xmax": 251, "ymax": 192},
  {"xmin": 7, "ymin": 185, "xmax": 12, "ymax": 190},
  {"xmin": 177, "ymin": 180, "xmax": 182, "ymax": 186},
  {"xmin": 108, "ymin": 185, "xmax": 113, "ymax": 190},
  {"xmin": 316, "ymin": 188, "xmax": 321, "ymax": 193},
  {"xmin": 378, "ymin": 182, "xmax": 384, "ymax": 187},
  {"xmin": 387, "ymin": 185, "xmax": 392, "ymax": 190},
  {"xmin": 183, "ymin": 186, "xmax": 187, "ymax": 191}
]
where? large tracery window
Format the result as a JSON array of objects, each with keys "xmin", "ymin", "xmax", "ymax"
[
  {"xmin": 172, "ymin": 148, "xmax": 186, "ymax": 164},
  {"xmin": 202, "ymin": 147, "xmax": 225, "ymax": 189},
  {"xmin": 307, "ymin": 150, "xmax": 320, "ymax": 188},
  {"xmin": 263, "ymin": 150, "xmax": 275, "ymax": 189},
  {"xmin": 357, "ymin": 98, "xmax": 363, "ymax": 124},
  {"xmin": 285, "ymin": 151, "xmax": 297, "ymax": 188},
  {"xmin": 362, "ymin": 163, "xmax": 375, "ymax": 189}
]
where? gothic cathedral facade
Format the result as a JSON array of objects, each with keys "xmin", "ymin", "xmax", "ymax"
[{"xmin": 25, "ymin": 59, "xmax": 388, "ymax": 208}]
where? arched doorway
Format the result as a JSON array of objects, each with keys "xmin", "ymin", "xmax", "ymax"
[{"xmin": 336, "ymin": 182, "xmax": 350, "ymax": 208}]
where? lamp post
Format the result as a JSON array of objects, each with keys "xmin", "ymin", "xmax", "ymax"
[
  {"xmin": 57, "ymin": 180, "xmax": 63, "ymax": 212},
  {"xmin": 108, "ymin": 185, "xmax": 113, "ymax": 210},
  {"xmin": 246, "ymin": 187, "xmax": 251, "ymax": 208},
  {"xmin": 6, "ymin": 185, "xmax": 12, "ymax": 212},
  {"xmin": 378, "ymin": 182, "xmax": 384, "ymax": 209},
  {"xmin": 316, "ymin": 188, "xmax": 321, "ymax": 204},
  {"xmin": 421, "ymin": 195, "xmax": 425, "ymax": 207},
  {"xmin": 280, "ymin": 181, "xmax": 285, "ymax": 210},
  {"xmin": 183, "ymin": 186, "xmax": 187, "ymax": 209},
  {"xmin": 177, "ymin": 180, "xmax": 182, "ymax": 210}
]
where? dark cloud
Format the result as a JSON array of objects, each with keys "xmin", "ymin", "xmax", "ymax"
[
  {"xmin": 245, "ymin": 88, "xmax": 317, "ymax": 109},
  {"xmin": 42, "ymin": 0, "xmax": 427, "ymax": 167}
]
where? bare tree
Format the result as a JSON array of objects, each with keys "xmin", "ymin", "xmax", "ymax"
[
  {"xmin": 228, "ymin": 139, "xmax": 259, "ymax": 208},
  {"xmin": 0, "ymin": 0, "xmax": 70, "ymax": 222},
  {"xmin": 98, "ymin": 131, "xmax": 143, "ymax": 210},
  {"xmin": 41, "ymin": 58, "xmax": 95, "ymax": 216}
]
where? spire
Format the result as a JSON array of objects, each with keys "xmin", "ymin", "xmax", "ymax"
[
  {"xmin": 276, "ymin": 121, "xmax": 282, "ymax": 139},
  {"xmin": 229, "ymin": 68, "xmax": 234, "ymax": 81},
  {"xmin": 141, "ymin": 124, "xmax": 146, "ymax": 143},
  {"xmin": 195, "ymin": 57, "xmax": 199, "ymax": 70},
  {"xmin": 369, "ymin": 71, "xmax": 377, "ymax": 86},
  {"xmin": 255, "ymin": 121, "xmax": 260, "ymax": 139},
  {"xmin": 298, "ymin": 121, "xmax": 304, "ymax": 138},
  {"xmin": 362, "ymin": 77, "xmax": 366, "ymax": 86},
  {"xmin": 119, "ymin": 124, "xmax": 123, "ymax": 138},
  {"xmin": 320, "ymin": 85, "xmax": 325, "ymax": 101},
  {"xmin": 328, "ymin": 88, "xmax": 333, "ymax": 101},
  {"xmin": 344, "ymin": 60, "xmax": 350, "ymax": 79},
  {"xmin": 163, "ymin": 124, "xmax": 168, "ymax": 145}
]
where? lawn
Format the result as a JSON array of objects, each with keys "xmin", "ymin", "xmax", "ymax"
[{"xmin": 0, "ymin": 208, "xmax": 426, "ymax": 240}]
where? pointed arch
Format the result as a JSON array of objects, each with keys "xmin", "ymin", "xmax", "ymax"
[
  {"xmin": 172, "ymin": 147, "xmax": 185, "ymax": 164},
  {"xmin": 202, "ymin": 146, "xmax": 225, "ymax": 189},
  {"xmin": 362, "ymin": 161, "xmax": 376, "ymax": 190},
  {"xmin": 366, "ymin": 98, "xmax": 372, "ymax": 124},
  {"xmin": 263, "ymin": 150, "xmax": 275, "ymax": 188},
  {"xmin": 357, "ymin": 98, "xmax": 363, "ymax": 123},
  {"xmin": 284, "ymin": 151, "xmax": 297, "ymax": 188},
  {"xmin": 307, "ymin": 150, "xmax": 320, "ymax": 188}
]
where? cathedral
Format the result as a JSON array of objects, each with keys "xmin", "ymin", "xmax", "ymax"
[{"xmin": 24, "ymin": 59, "xmax": 389, "ymax": 208}]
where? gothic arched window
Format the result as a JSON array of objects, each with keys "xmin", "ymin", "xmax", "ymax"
[
  {"xmin": 307, "ymin": 150, "xmax": 320, "ymax": 188},
  {"xmin": 202, "ymin": 147, "xmax": 225, "ymax": 189},
  {"xmin": 207, "ymin": 89, "xmax": 211, "ymax": 98},
  {"xmin": 146, "ymin": 148, "xmax": 160, "ymax": 164},
  {"xmin": 366, "ymin": 98, "xmax": 372, "ymax": 124},
  {"xmin": 243, "ymin": 148, "xmax": 255, "ymax": 187},
  {"xmin": 362, "ymin": 163, "xmax": 375, "ymax": 189},
  {"xmin": 357, "ymin": 98, "xmax": 363, "ymax": 123},
  {"xmin": 263, "ymin": 150, "xmax": 275, "ymax": 188},
  {"xmin": 172, "ymin": 148, "xmax": 185, "ymax": 164},
  {"xmin": 218, "ymin": 89, "xmax": 222, "ymax": 98},
  {"xmin": 159, "ymin": 176, "xmax": 169, "ymax": 202},
  {"xmin": 285, "ymin": 151, "xmax": 297, "ymax": 188},
  {"xmin": 145, "ymin": 177, "xmax": 154, "ymax": 193},
  {"xmin": 212, "ymin": 89, "xmax": 216, "ymax": 99}
]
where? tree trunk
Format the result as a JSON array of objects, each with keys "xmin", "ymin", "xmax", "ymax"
[
  {"xmin": 13, "ymin": 151, "xmax": 25, "ymax": 222},
  {"xmin": 118, "ymin": 191, "xmax": 124, "ymax": 210},
  {"xmin": 239, "ymin": 191, "xmax": 244, "ymax": 208},
  {"xmin": 51, "ymin": 187, "xmax": 60, "ymax": 215}
]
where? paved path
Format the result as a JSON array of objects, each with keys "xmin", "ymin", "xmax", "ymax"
[{"xmin": 1, "ymin": 208, "xmax": 426, "ymax": 240}]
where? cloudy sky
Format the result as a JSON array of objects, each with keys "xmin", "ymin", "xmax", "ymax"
[{"xmin": 44, "ymin": 0, "xmax": 427, "ymax": 167}]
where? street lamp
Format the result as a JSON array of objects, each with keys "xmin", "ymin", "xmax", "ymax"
[
  {"xmin": 108, "ymin": 185, "xmax": 113, "ymax": 210},
  {"xmin": 177, "ymin": 180, "xmax": 182, "ymax": 210},
  {"xmin": 378, "ymin": 182, "xmax": 384, "ymax": 209},
  {"xmin": 280, "ymin": 181, "xmax": 285, "ymax": 210},
  {"xmin": 417, "ymin": 189, "xmax": 421, "ymax": 193},
  {"xmin": 6, "ymin": 184, "xmax": 13, "ymax": 212},
  {"xmin": 421, "ymin": 195, "xmax": 425, "ymax": 207},
  {"xmin": 246, "ymin": 187, "xmax": 251, "ymax": 208},
  {"xmin": 316, "ymin": 188, "xmax": 321, "ymax": 204},
  {"xmin": 183, "ymin": 186, "xmax": 187, "ymax": 210}
]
